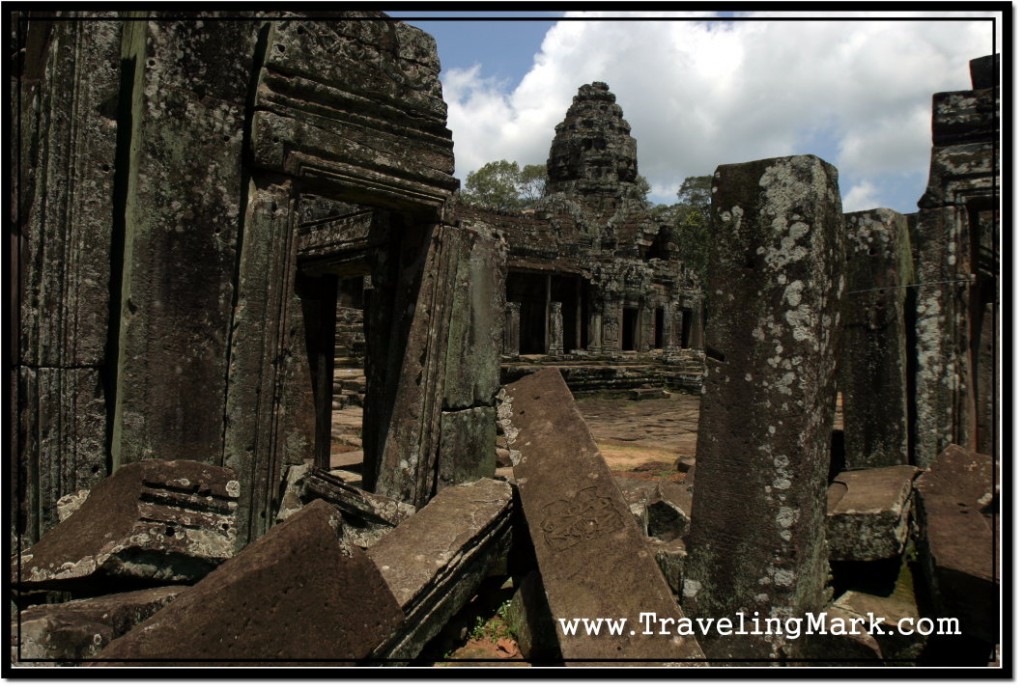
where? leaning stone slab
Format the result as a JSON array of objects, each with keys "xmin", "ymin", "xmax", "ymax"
[
  {"xmin": 914, "ymin": 444, "xmax": 996, "ymax": 642},
  {"xmin": 302, "ymin": 468, "xmax": 416, "ymax": 548},
  {"xmin": 501, "ymin": 368, "xmax": 705, "ymax": 664},
  {"xmin": 827, "ymin": 465, "xmax": 918, "ymax": 561},
  {"xmin": 94, "ymin": 500, "xmax": 403, "ymax": 664},
  {"xmin": 13, "ymin": 461, "xmax": 239, "ymax": 592},
  {"xmin": 15, "ymin": 586, "xmax": 187, "ymax": 663},
  {"xmin": 369, "ymin": 478, "xmax": 514, "ymax": 661}
]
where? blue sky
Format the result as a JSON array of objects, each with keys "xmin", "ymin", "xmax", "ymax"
[{"xmin": 390, "ymin": 11, "xmax": 999, "ymax": 213}]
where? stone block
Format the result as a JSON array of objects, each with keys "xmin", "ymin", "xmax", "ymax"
[
  {"xmin": 369, "ymin": 478, "xmax": 514, "ymax": 660},
  {"xmin": 501, "ymin": 368, "xmax": 704, "ymax": 664},
  {"xmin": 14, "ymin": 461, "xmax": 238, "ymax": 592},
  {"xmin": 94, "ymin": 500, "xmax": 402, "ymax": 663},
  {"xmin": 648, "ymin": 537, "xmax": 687, "ymax": 596},
  {"xmin": 648, "ymin": 480, "xmax": 691, "ymax": 541},
  {"xmin": 827, "ymin": 465, "xmax": 918, "ymax": 562},
  {"xmin": 302, "ymin": 468, "xmax": 415, "ymax": 549},
  {"xmin": 833, "ymin": 589, "xmax": 926, "ymax": 661},
  {"xmin": 15, "ymin": 586, "xmax": 186, "ymax": 662},
  {"xmin": 914, "ymin": 445, "xmax": 996, "ymax": 642}
]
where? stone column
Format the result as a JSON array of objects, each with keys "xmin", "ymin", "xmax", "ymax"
[
  {"xmin": 547, "ymin": 302, "xmax": 564, "ymax": 357},
  {"xmin": 691, "ymin": 303, "xmax": 706, "ymax": 351},
  {"xmin": 588, "ymin": 308, "xmax": 602, "ymax": 353},
  {"xmin": 664, "ymin": 301, "xmax": 680, "ymax": 353},
  {"xmin": 603, "ymin": 300, "xmax": 621, "ymax": 355},
  {"xmin": 16, "ymin": 17, "xmax": 123, "ymax": 542},
  {"xmin": 685, "ymin": 155, "xmax": 845, "ymax": 659},
  {"xmin": 638, "ymin": 306, "xmax": 652, "ymax": 353},
  {"xmin": 504, "ymin": 302, "xmax": 521, "ymax": 356},
  {"xmin": 839, "ymin": 208, "xmax": 913, "ymax": 468}
]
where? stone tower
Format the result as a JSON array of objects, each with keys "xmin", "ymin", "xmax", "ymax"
[{"xmin": 545, "ymin": 82, "xmax": 644, "ymax": 211}]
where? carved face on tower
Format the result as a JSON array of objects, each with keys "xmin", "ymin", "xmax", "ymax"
[{"xmin": 545, "ymin": 82, "xmax": 640, "ymax": 199}]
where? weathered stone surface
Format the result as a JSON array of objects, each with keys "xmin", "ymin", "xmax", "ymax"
[
  {"xmin": 274, "ymin": 463, "xmax": 311, "ymax": 524},
  {"xmin": 95, "ymin": 500, "xmax": 403, "ymax": 663},
  {"xmin": 970, "ymin": 54, "xmax": 999, "ymax": 90},
  {"xmin": 839, "ymin": 209, "xmax": 913, "ymax": 468},
  {"xmin": 223, "ymin": 180, "xmax": 315, "ymax": 547},
  {"xmin": 15, "ymin": 586, "xmax": 186, "ymax": 662},
  {"xmin": 370, "ymin": 222, "xmax": 503, "ymax": 508},
  {"xmin": 55, "ymin": 490, "xmax": 91, "ymax": 524},
  {"xmin": 302, "ymin": 468, "xmax": 415, "ymax": 549},
  {"xmin": 648, "ymin": 480, "xmax": 691, "ymax": 541},
  {"xmin": 438, "ymin": 407, "xmax": 497, "ymax": 491},
  {"xmin": 649, "ymin": 537, "xmax": 687, "ymax": 597},
  {"xmin": 686, "ymin": 155, "xmax": 844, "ymax": 659},
  {"xmin": 369, "ymin": 478, "xmax": 513, "ymax": 660},
  {"xmin": 914, "ymin": 444, "xmax": 996, "ymax": 642},
  {"xmin": 827, "ymin": 465, "xmax": 918, "ymax": 562},
  {"xmin": 914, "ymin": 56, "xmax": 999, "ymax": 470},
  {"xmin": 16, "ymin": 16, "xmax": 122, "ymax": 544},
  {"xmin": 253, "ymin": 17, "xmax": 457, "ymax": 213},
  {"xmin": 833, "ymin": 588, "xmax": 926, "ymax": 661},
  {"xmin": 14, "ymin": 461, "xmax": 238, "ymax": 591},
  {"xmin": 112, "ymin": 19, "xmax": 260, "ymax": 470},
  {"xmin": 797, "ymin": 607, "xmax": 883, "ymax": 664},
  {"xmin": 504, "ymin": 570, "xmax": 559, "ymax": 661},
  {"xmin": 501, "ymin": 369, "xmax": 705, "ymax": 664},
  {"xmin": 614, "ymin": 476, "xmax": 657, "ymax": 535}
]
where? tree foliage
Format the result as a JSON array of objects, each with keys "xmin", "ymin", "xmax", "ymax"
[
  {"xmin": 461, "ymin": 160, "xmax": 548, "ymax": 210},
  {"xmin": 673, "ymin": 175, "xmax": 714, "ymax": 288}
]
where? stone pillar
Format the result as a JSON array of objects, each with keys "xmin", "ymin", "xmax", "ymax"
[
  {"xmin": 602, "ymin": 299, "xmax": 621, "ymax": 355},
  {"xmin": 113, "ymin": 19, "xmax": 261, "ymax": 470},
  {"xmin": 839, "ymin": 209, "xmax": 913, "ymax": 468},
  {"xmin": 16, "ymin": 17, "xmax": 123, "ymax": 542},
  {"xmin": 504, "ymin": 302, "xmax": 521, "ymax": 356},
  {"xmin": 685, "ymin": 155, "xmax": 845, "ymax": 659},
  {"xmin": 664, "ymin": 301, "xmax": 680, "ymax": 353},
  {"xmin": 691, "ymin": 303, "xmax": 706, "ymax": 351},
  {"xmin": 588, "ymin": 305, "xmax": 602, "ymax": 353},
  {"xmin": 547, "ymin": 302, "xmax": 564, "ymax": 357},
  {"xmin": 638, "ymin": 306, "xmax": 652, "ymax": 353}
]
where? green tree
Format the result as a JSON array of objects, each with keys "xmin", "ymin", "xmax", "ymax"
[
  {"xmin": 519, "ymin": 163, "xmax": 547, "ymax": 204},
  {"xmin": 461, "ymin": 160, "xmax": 551, "ymax": 210},
  {"xmin": 635, "ymin": 174, "xmax": 652, "ymax": 207},
  {"xmin": 674, "ymin": 175, "xmax": 714, "ymax": 288},
  {"xmin": 462, "ymin": 160, "xmax": 524, "ymax": 209}
]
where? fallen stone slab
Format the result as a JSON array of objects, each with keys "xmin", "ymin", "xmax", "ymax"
[
  {"xmin": 369, "ymin": 478, "xmax": 514, "ymax": 661},
  {"xmin": 833, "ymin": 587, "xmax": 926, "ymax": 661},
  {"xmin": 15, "ymin": 586, "xmax": 187, "ymax": 663},
  {"xmin": 915, "ymin": 444, "xmax": 997, "ymax": 642},
  {"xmin": 649, "ymin": 537, "xmax": 687, "ymax": 597},
  {"xmin": 500, "ymin": 369, "xmax": 705, "ymax": 664},
  {"xmin": 302, "ymin": 468, "xmax": 415, "ymax": 548},
  {"xmin": 55, "ymin": 490, "xmax": 91, "ymax": 524},
  {"xmin": 797, "ymin": 606, "xmax": 883, "ymax": 665},
  {"xmin": 827, "ymin": 465, "xmax": 918, "ymax": 561},
  {"xmin": 13, "ymin": 460, "xmax": 239, "ymax": 592},
  {"xmin": 94, "ymin": 500, "xmax": 403, "ymax": 664}
]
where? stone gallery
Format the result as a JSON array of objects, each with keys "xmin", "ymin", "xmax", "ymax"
[{"xmin": 10, "ymin": 11, "xmax": 1000, "ymax": 669}]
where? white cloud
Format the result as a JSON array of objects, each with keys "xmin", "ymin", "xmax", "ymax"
[
  {"xmin": 842, "ymin": 180, "xmax": 884, "ymax": 213},
  {"xmin": 441, "ymin": 12, "xmax": 998, "ymax": 212}
]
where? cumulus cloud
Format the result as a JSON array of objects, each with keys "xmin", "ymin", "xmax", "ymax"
[{"xmin": 442, "ymin": 12, "xmax": 998, "ymax": 212}]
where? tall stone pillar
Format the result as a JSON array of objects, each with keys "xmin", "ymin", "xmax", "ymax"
[
  {"xmin": 504, "ymin": 302, "xmax": 521, "ymax": 356},
  {"xmin": 602, "ymin": 299, "xmax": 621, "ymax": 355},
  {"xmin": 839, "ymin": 209, "xmax": 913, "ymax": 468},
  {"xmin": 547, "ymin": 302, "xmax": 564, "ymax": 357},
  {"xmin": 588, "ymin": 301, "xmax": 603, "ymax": 353},
  {"xmin": 638, "ymin": 306, "xmax": 652, "ymax": 353},
  {"xmin": 685, "ymin": 155, "xmax": 845, "ymax": 659},
  {"xmin": 664, "ymin": 301, "xmax": 680, "ymax": 353},
  {"xmin": 16, "ymin": 17, "xmax": 123, "ymax": 542},
  {"xmin": 691, "ymin": 303, "xmax": 706, "ymax": 351}
]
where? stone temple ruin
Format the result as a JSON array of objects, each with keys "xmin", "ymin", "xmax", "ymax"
[{"xmin": 10, "ymin": 12, "xmax": 1000, "ymax": 669}]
